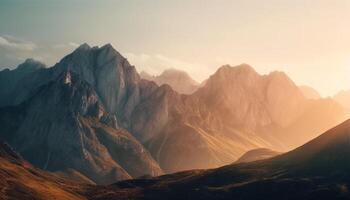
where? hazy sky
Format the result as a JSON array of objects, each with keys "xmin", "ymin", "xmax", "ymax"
[{"xmin": 1, "ymin": 0, "xmax": 350, "ymax": 96}]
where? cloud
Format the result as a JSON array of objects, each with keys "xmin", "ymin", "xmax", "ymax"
[
  {"xmin": 124, "ymin": 52, "xmax": 211, "ymax": 81},
  {"xmin": 0, "ymin": 35, "xmax": 41, "ymax": 68},
  {"xmin": 53, "ymin": 42, "xmax": 79, "ymax": 49},
  {"xmin": 0, "ymin": 36, "xmax": 82, "ymax": 69},
  {"xmin": 0, "ymin": 35, "xmax": 36, "ymax": 51}
]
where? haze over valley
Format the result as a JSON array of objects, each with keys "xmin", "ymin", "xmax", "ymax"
[{"xmin": 1, "ymin": 1, "xmax": 350, "ymax": 199}]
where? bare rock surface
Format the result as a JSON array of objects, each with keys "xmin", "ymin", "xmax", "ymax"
[{"xmin": 0, "ymin": 69, "xmax": 162, "ymax": 184}]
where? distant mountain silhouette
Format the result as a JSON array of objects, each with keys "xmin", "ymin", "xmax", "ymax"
[
  {"xmin": 0, "ymin": 58, "xmax": 46, "ymax": 105},
  {"xmin": 299, "ymin": 85, "xmax": 321, "ymax": 99},
  {"xmin": 140, "ymin": 69, "xmax": 199, "ymax": 94},
  {"xmin": 334, "ymin": 90, "xmax": 350, "ymax": 109}
]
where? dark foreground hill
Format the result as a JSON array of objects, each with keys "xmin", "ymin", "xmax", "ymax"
[{"xmin": 86, "ymin": 119, "xmax": 350, "ymax": 200}]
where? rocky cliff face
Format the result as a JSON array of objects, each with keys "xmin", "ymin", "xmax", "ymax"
[
  {"xmin": 0, "ymin": 69, "xmax": 162, "ymax": 184},
  {"xmin": 53, "ymin": 44, "xmax": 143, "ymax": 126}
]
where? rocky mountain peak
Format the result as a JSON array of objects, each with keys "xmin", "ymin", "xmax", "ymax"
[
  {"xmin": 140, "ymin": 68, "xmax": 199, "ymax": 94},
  {"xmin": 139, "ymin": 71, "xmax": 154, "ymax": 80},
  {"xmin": 52, "ymin": 44, "xmax": 142, "ymax": 119},
  {"xmin": 97, "ymin": 43, "xmax": 127, "ymax": 67},
  {"xmin": 66, "ymin": 43, "xmax": 128, "ymax": 70},
  {"xmin": 99, "ymin": 43, "xmax": 115, "ymax": 54},
  {"xmin": 161, "ymin": 68, "xmax": 190, "ymax": 77},
  {"xmin": 200, "ymin": 64, "xmax": 261, "ymax": 94},
  {"xmin": 100, "ymin": 43, "xmax": 113, "ymax": 50},
  {"xmin": 59, "ymin": 43, "xmax": 133, "ymax": 78},
  {"xmin": 161, "ymin": 69, "xmax": 198, "ymax": 84},
  {"xmin": 17, "ymin": 58, "xmax": 46, "ymax": 71},
  {"xmin": 266, "ymin": 70, "xmax": 294, "ymax": 85},
  {"xmin": 216, "ymin": 63, "xmax": 256, "ymax": 74},
  {"xmin": 76, "ymin": 43, "xmax": 91, "ymax": 51},
  {"xmin": 206, "ymin": 64, "xmax": 260, "ymax": 87}
]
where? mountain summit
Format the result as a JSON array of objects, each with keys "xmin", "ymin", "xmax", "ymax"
[{"xmin": 0, "ymin": 58, "xmax": 46, "ymax": 105}]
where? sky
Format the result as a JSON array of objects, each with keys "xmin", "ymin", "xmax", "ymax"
[{"xmin": 1, "ymin": 0, "xmax": 350, "ymax": 96}]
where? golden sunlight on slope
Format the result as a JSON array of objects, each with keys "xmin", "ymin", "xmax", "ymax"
[
  {"xmin": 275, "ymin": 98, "xmax": 350, "ymax": 149},
  {"xmin": 0, "ymin": 157, "xmax": 86, "ymax": 200}
]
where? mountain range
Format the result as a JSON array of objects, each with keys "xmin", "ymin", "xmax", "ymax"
[{"xmin": 0, "ymin": 43, "xmax": 349, "ymax": 184}]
